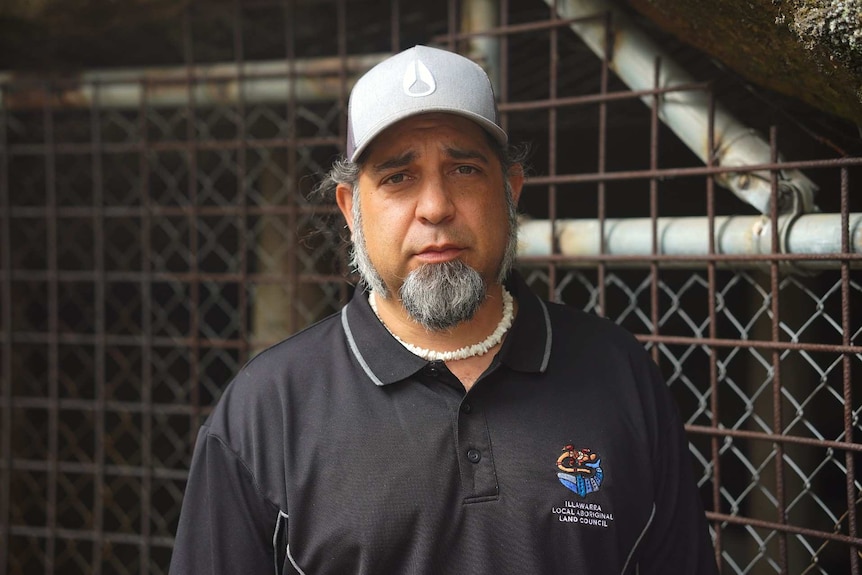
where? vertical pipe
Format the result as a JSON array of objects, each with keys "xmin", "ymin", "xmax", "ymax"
[
  {"xmin": 90, "ymin": 80, "xmax": 106, "ymax": 575},
  {"xmin": 462, "ymin": 0, "xmax": 500, "ymax": 93},
  {"xmin": 44, "ymin": 79, "xmax": 58, "ymax": 575},
  {"xmin": 0, "ymin": 83, "xmax": 11, "ymax": 575},
  {"xmin": 706, "ymin": 86, "xmax": 723, "ymax": 570},
  {"xmin": 840, "ymin": 165, "xmax": 859, "ymax": 574},
  {"xmin": 769, "ymin": 125, "xmax": 788, "ymax": 573}
]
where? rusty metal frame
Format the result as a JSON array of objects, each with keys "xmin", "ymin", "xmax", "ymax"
[{"xmin": 0, "ymin": 1, "xmax": 860, "ymax": 574}]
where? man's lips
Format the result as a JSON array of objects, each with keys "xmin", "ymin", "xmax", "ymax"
[{"xmin": 414, "ymin": 245, "xmax": 464, "ymax": 263}]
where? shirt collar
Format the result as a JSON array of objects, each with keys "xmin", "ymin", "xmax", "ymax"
[{"xmin": 341, "ymin": 271, "xmax": 552, "ymax": 386}]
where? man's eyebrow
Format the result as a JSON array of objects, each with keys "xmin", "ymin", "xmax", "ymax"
[
  {"xmin": 445, "ymin": 146, "xmax": 490, "ymax": 164},
  {"xmin": 370, "ymin": 151, "xmax": 416, "ymax": 174}
]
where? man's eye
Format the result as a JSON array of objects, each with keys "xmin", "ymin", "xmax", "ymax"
[
  {"xmin": 456, "ymin": 165, "xmax": 477, "ymax": 175},
  {"xmin": 385, "ymin": 173, "xmax": 406, "ymax": 184}
]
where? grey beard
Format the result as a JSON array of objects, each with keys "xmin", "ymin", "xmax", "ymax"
[
  {"xmin": 348, "ymin": 181, "xmax": 518, "ymax": 331},
  {"xmin": 399, "ymin": 260, "xmax": 486, "ymax": 331}
]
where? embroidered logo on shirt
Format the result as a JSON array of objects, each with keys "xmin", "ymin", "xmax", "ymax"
[
  {"xmin": 552, "ymin": 444, "xmax": 615, "ymax": 528},
  {"xmin": 556, "ymin": 445, "xmax": 604, "ymax": 497}
]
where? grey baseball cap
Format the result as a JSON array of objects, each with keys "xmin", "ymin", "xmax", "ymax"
[{"xmin": 346, "ymin": 45, "xmax": 508, "ymax": 162}]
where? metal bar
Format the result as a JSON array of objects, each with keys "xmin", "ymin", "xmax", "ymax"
[
  {"xmin": 0, "ymin": 398, "xmax": 199, "ymax": 417},
  {"xmin": 337, "ymin": 0, "xmax": 350, "ymax": 309},
  {"xmin": 0, "ymin": 459, "xmax": 190, "ymax": 480},
  {"xmin": 841, "ymin": 165, "xmax": 860, "ymax": 573},
  {"xmin": 447, "ymin": 0, "xmax": 457, "ymax": 52},
  {"xmin": 547, "ymin": 1, "xmax": 559, "ymax": 301},
  {"xmin": 706, "ymin": 512, "xmax": 862, "ymax": 548},
  {"xmin": 597, "ymin": 11, "xmax": 610, "ymax": 317},
  {"xmin": 7, "ymin": 141, "xmax": 857, "ymax": 174},
  {"xmin": 7, "ymin": 525, "xmax": 176, "ymax": 547},
  {"xmin": 11, "ymin": 326, "xmax": 862, "ymax": 354},
  {"xmin": 234, "ymin": 0, "xmax": 249, "ymax": 367},
  {"xmin": 3, "ymin": 328, "xmax": 857, "ymax": 354},
  {"xmin": 181, "ymin": 10, "xmax": 201, "ymax": 530},
  {"xmin": 4, "ymin": 135, "xmax": 342, "ymax": 156},
  {"xmin": 0, "ymin": 55, "xmax": 390, "ymax": 111},
  {"xmin": 523, "ymin": 155, "xmax": 862, "ymax": 185},
  {"xmin": 391, "ymin": 0, "xmax": 400, "ymax": 51},
  {"xmin": 3, "ymin": 203, "xmax": 342, "ymax": 219},
  {"xmin": 137, "ymin": 70, "xmax": 153, "ymax": 575},
  {"xmin": 433, "ymin": 11, "xmax": 612, "ymax": 42},
  {"xmin": 519, "ymin": 252, "xmax": 862, "ymax": 266},
  {"xmin": 768, "ymin": 125, "xmax": 788, "ymax": 574},
  {"xmin": 0, "ymin": 82, "xmax": 11, "ymax": 575},
  {"xmin": 517, "ymin": 213, "xmax": 862, "ymax": 270},
  {"xmin": 90, "ymin": 79, "xmax": 106, "ymax": 575},
  {"xmin": 686, "ymin": 425, "xmax": 862, "ymax": 454},
  {"xmin": 545, "ymin": 0, "xmax": 817, "ymax": 215},
  {"xmin": 498, "ymin": 0, "xmax": 509, "ymax": 135},
  {"xmin": 43, "ymin": 79, "xmax": 58, "ymax": 575},
  {"xmin": 706, "ymin": 86, "xmax": 722, "ymax": 569},
  {"xmin": 636, "ymin": 334, "xmax": 862, "ymax": 355},
  {"xmin": 649, "ymin": 57, "xmax": 659, "ymax": 363}
]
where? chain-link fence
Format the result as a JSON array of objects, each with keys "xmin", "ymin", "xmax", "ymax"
[{"xmin": 1, "ymin": 1, "xmax": 861, "ymax": 574}]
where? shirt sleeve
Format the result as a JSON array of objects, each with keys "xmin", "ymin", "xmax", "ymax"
[
  {"xmin": 169, "ymin": 424, "xmax": 282, "ymax": 575},
  {"xmin": 636, "ymin": 360, "xmax": 719, "ymax": 575}
]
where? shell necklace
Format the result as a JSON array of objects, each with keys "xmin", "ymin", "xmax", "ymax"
[{"xmin": 368, "ymin": 288, "xmax": 514, "ymax": 362}]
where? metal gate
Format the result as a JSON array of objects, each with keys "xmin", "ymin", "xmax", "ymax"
[{"xmin": 1, "ymin": 1, "xmax": 860, "ymax": 573}]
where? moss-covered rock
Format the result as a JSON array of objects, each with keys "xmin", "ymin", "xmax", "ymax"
[{"xmin": 628, "ymin": 0, "xmax": 862, "ymax": 125}]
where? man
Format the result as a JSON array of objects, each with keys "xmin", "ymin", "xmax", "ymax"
[{"xmin": 170, "ymin": 45, "xmax": 718, "ymax": 574}]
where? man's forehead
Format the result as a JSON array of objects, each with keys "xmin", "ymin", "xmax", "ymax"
[{"xmin": 359, "ymin": 113, "xmax": 495, "ymax": 166}]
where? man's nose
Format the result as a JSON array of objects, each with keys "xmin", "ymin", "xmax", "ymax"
[{"xmin": 415, "ymin": 174, "xmax": 455, "ymax": 225}]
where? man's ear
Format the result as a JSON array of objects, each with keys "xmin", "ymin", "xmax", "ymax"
[
  {"xmin": 335, "ymin": 183, "xmax": 355, "ymax": 234},
  {"xmin": 508, "ymin": 164, "xmax": 524, "ymax": 205}
]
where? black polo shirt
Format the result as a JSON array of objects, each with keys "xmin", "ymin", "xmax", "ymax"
[{"xmin": 170, "ymin": 272, "xmax": 717, "ymax": 575}]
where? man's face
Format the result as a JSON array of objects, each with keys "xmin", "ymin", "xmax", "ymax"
[{"xmin": 336, "ymin": 113, "xmax": 523, "ymax": 300}]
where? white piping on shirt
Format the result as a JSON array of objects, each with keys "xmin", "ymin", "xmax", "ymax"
[
  {"xmin": 341, "ymin": 303, "xmax": 386, "ymax": 387},
  {"xmin": 286, "ymin": 545, "xmax": 307, "ymax": 575},
  {"xmin": 536, "ymin": 298, "xmax": 553, "ymax": 372},
  {"xmin": 273, "ymin": 509, "xmax": 308, "ymax": 575},
  {"xmin": 620, "ymin": 502, "xmax": 656, "ymax": 575}
]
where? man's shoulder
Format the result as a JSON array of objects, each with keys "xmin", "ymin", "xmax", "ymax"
[
  {"xmin": 247, "ymin": 309, "xmax": 346, "ymax": 369},
  {"xmin": 204, "ymin": 310, "xmax": 345, "ymax": 428},
  {"xmin": 542, "ymin": 298, "xmax": 641, "ymax": 349}
]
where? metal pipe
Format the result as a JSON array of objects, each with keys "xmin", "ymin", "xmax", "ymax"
[
  {"xmin": 517, "ymin": 213, "xmax": 862, "ymax": 269},
  {"xmin": 545, "ymin": 0, "xmax": 819, "ymax": 215},
  {"xmin": 462, "ymin": 0, "xmax": 501, "ymax": 94},
  {"xmin": 0, "ymin": 53, "xmax": 388, "ymax": 110}
]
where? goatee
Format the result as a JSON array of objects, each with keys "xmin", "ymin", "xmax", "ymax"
[{"xmin": 398, "ymin": 260, "xmax": 486, "ymax": 331}]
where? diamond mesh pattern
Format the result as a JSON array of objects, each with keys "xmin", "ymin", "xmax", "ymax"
[
  {"xmin": 2, "ymin": 3, "xmax": 860, "ymax": 575},
  {"xmin": 524, "ymin": 269, "xmax": 862, "ymax": 574}
]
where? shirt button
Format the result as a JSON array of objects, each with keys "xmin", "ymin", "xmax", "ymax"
[
  {"xmin": 426, "ymin": 363, "xmax": 440, "ymax": 377},
  {"xmin": 460, "ymin": 402, "xmax": 472, "ymax": 414},
  {"xmin": 466, "ymin": 449, "xmax": 482, "ymax": 464}
]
